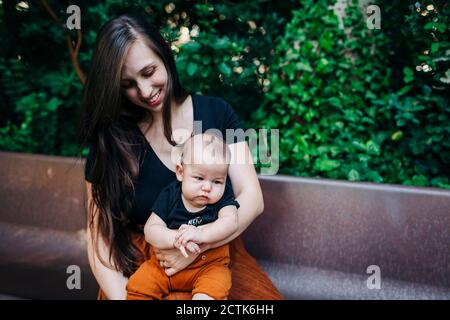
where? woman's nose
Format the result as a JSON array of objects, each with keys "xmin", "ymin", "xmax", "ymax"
[{"xmin": 137, "ymin": 80, "xmax": 153, "ymax": 100}]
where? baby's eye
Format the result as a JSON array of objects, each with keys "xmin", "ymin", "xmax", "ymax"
[
  {"xmin": 195, "ymin": 176, "xmax": 204, "ymax": 181},
  {"xmin": 214, "ymin": 181, "xmax": 223, "ymax": 185}
]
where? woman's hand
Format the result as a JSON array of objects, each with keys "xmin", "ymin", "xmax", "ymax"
[{"xmin": 153, "ymin": 246, "xmax": 199, "ymax": 277}]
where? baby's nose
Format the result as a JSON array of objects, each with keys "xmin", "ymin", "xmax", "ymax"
[{"xmin": 202, "ymin": 181, "xmax": 212, "ymax": 191}]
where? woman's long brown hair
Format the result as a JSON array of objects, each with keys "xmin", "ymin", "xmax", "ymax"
[{"xmin": 78, "ymin": 14, "xmax": 188, "ymax": 277}]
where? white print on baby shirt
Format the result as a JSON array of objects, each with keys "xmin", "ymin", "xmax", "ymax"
[{"xmin": 188, "ymin": 216, "xmax": 202, "ymax": 226}]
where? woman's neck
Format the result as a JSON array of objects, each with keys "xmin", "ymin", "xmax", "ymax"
[
  {"xmin": 148, "ymin": 99, "xmax": 181, "ymax": 126},
  {"xmin": 139, "ymin": 95, "xmax": 191, "ymax": 139}
]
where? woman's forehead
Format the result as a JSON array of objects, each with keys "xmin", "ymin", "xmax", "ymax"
[{"xmin": 121, "ymin": 40, "xmax": 160, "ymax": 78}]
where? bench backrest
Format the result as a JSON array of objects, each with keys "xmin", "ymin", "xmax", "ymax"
[
  {"xmin": 1, "ymin": 151, "xmax": 449, "ymax": 298},
  {"xmin": 243, "ymin": 175, "xmax": 450, "ymax": 289}
]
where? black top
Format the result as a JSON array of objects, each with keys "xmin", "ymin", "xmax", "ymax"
[
  {"xmin": 151, "ymin": 180, "xmax": 240, "ymax": 229},
  {"xmin": 84, "ymin": 94, "xmax": 243, "ymax": 226}
]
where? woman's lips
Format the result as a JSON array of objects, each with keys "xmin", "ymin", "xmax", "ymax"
[{"xmin": 145, "ymin": 88, "xmax": 163, "ymax": 108}]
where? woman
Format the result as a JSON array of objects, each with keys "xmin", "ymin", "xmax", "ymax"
[{"xmin": 79, "ymin": 14, "xmax": 282, "ymax": 300}]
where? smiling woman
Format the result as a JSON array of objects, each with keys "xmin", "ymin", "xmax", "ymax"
[
  {"xmin": 120, "ymin": 41, "xmax": 167, "ymax": 110},
  {"xmin": 78, "ymin": 14, "xmax": 283, "ymax": 300}
]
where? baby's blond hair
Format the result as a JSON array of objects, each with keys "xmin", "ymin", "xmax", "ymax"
[{"xmin": 180, "ymin": 133, "xmax": 231, "ymax": 166}]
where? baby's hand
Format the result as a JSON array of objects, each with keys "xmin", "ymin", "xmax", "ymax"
[
  {"xmin": 173, "ymin": 238, "xmax": 189, "ymax": 258},
  {"xmin": 176, "ymin": 224, "xmax": 204, "ymax": 247},
  {"xmin": 184, "ymin": 241, "xmax": 201, "ymax": 255},
  {"xmin": 173, "ymin": 239, "xmax": 200, "ymax": 257}
]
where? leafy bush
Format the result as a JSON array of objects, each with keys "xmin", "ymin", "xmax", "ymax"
[
  {"xmin": 251, "ymin": 0, "xmax": 449, "ymax": 188},
  {"xmin": 0, "ymin": 0, "xmax": 296, "ymax": 156},
  {"xmin": 252, "ymin": 0, "xmax": 392, "ymax": 182}
]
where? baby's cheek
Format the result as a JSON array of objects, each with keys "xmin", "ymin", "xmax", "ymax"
[{"xmin": 213, "ymin": 186, "xmax": 226, "ymax": 202}]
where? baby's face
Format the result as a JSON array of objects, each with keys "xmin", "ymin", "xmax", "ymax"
[{"xmin": 178, "ymin": 163, "xmax": 228, "ymax": 207}]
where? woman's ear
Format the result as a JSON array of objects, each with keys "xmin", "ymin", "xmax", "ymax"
[{"xmin": 175, "ymin": 163, "xmax": 184, "ymax": 182}]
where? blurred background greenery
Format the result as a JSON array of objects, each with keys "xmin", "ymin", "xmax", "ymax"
[{"xmin": 0, "ymin": 0, "xmax": 448, "ymax": 188}]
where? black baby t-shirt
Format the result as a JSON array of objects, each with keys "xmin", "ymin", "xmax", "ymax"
[{"xmin": 151, "ymin": 180, "xmax": 240, "ymax": 229}]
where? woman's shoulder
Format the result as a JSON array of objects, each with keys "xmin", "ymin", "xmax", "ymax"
[
  {"xmin": 194, "ymin": 94, "xmax": 238, "ymax": 121},
  {"xmin": 193, "ymin": 94, "xmax": 233, "ymax": 112},
  {"xmin": 193, "ymin": 94, "xmax": 242, "ymax": 136}
]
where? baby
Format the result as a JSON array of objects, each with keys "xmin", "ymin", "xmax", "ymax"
[{"xmin": 126, "ymin": 133, "xmax": 239, "ymax": 300}]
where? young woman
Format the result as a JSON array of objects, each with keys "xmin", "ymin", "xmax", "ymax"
[{"xmin": 79, "ymin": 14, "xmax": 282, "ymax": 300}]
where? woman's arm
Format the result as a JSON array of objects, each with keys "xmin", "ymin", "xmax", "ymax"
[
  {"xmin": 178, "ymin": 206, "xmax": 238, "ymax": 245},
  {"xmin": 85, "ymin": 182, "xmax": 128, "ymax": 300},
  {"xmin": 203, "ymin": 141, "xmax": 263, "ymax": 250}
]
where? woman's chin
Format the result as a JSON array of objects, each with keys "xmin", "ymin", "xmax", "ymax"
[
  {"xmin": 144, "ymin": 104, "xmax": 163, "ymax": 112},
  {"xmin": 144, "ymin": 98, "xmax": 165, "ymax": 112},
  {"xmin": 136, "ymin": 100, "xmax": 163, "ymax": 113}
]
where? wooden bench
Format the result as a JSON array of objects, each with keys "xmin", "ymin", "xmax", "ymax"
[{"xmin": 0, "ymin": 151, "xmax": 449, "ymax": 299}]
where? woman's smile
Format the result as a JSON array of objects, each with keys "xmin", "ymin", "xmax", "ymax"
[{"xmin": 144, "ymin": 88, "xmax": 163, "ymax": 108}]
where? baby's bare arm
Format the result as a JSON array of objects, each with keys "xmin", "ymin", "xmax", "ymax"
[{"xmin": 144, "ymin": 213, "xmax": 178, "ymax": 249}]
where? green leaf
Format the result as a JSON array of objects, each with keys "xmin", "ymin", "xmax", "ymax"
[
  {"xmin": 218, "ymin": 63, "xmax": 232, "ymax": 77},
  {"xmin": 313, "ymin": 158, "xmax": 340, "ymax": 172},
  {"xmin": 391, "ymin": 131, "xmax": 403, "ymax": 141},
  {"xmin": 411, "ymin": 175, "xmax": 429, "ymax": 187},
  {"xmin": 403, "ymin": 67, "xmax": 414, "ymax": 84},
  {"xmin": 295, "ymin": 62, "xmax": 313, "ymax": 72},
  {"xmin": 328, "ymin": 97, "xmax": 342, "ymax": 108},
  {"xmin": 430, "ymin": 43, "xmax": 440, "ymax": 54},
  {"xmin": 187, "ymin": 62, "xmax": 198, "ymax": 76},
  {"xmin": 366, "ymin": 140, "xmax": 380, "ymax": 156}
]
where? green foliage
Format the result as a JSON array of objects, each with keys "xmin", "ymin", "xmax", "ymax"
[
  {"xmin": 253, "ymin": 0, "xmax": 391, "ymax": 183},
  {"xmin": 251, "ymin": 0, "xmax": 449, "ymax": 188},
  {"xmin": 0, "ymin": 0, "xmax": 448, "ymax": 188},
  {"xmin": 0, "ymin": 0, "xmax": 295, "ymax": 156},
  {"xmin": 173, "ymin": 1, "xmax": 289, "ymax": 123},
  {"xmin": 375, "ymin": 1, "xmax": 450, "ymax": 188}
]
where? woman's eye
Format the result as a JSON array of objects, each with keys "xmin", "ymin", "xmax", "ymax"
[{"xmin": 143, "ymin": 68, "xmax": 155, "ymax": 78}]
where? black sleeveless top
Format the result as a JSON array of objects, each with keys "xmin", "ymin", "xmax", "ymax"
[{"xmin": 84, "ymin": 94, "xmax": 243, "ymax": 226}]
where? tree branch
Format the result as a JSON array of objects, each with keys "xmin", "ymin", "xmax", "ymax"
[{"xmin": 40, "ymin": 0, "xmax": 86, "ymax": 84}]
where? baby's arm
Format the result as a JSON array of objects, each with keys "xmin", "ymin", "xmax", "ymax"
[
  {"xmin": 176, "ymin": 205, "xmax": 238, "ymax": 246},
  {"xmin": 144, "ymin": 213, "xmax": 178, "ymax": 250},
  {"xmin": 144, "ymin": 213, "xmax": 197, "ymax": 257}
]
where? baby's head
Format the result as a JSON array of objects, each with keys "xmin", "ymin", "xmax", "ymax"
[{"xmin": 176, "ymin": 133, "xmax": 231, "ymax": 207}]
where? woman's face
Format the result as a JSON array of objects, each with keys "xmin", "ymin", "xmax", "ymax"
[{"xmin": 120, "ymin": 39, "xmax": 168, "ymax": 112}]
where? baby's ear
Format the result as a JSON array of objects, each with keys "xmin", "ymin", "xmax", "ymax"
[{"xmin": 175, "ymin": 163, "xmax": 184, "ymax": 182}]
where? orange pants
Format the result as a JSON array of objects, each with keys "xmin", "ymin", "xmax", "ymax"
[
  {"xmin": 97, "ymin": 233, "xmax": 283, "ymax": 300},
  {"xmin": 126, "ymin": 244, "xmax": 231, "ymax": 300}
]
